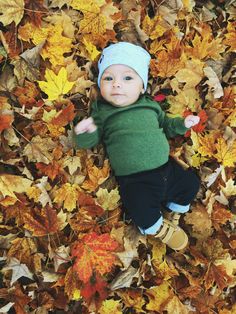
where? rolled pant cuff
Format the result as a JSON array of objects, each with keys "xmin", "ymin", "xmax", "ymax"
[
  {"xmin": 167, "ymin": 202, "xmax": 190, "ymax": 213},
  {"xmin": 138, "ymin": 216, "xmax": 163, "ymax": 235}
]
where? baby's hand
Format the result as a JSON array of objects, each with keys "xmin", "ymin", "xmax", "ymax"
[
  {"xmin": 74, "ymin": 117, "xmax": 97, "ymax": 134},
  {"xmin": 184, "ymin": 115, "xmax": 200, "ymax": 128}
]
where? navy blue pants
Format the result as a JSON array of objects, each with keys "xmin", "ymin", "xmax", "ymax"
[{"xmin": 116, "ymin": 158, "xmax": 200, "ymax": 230}]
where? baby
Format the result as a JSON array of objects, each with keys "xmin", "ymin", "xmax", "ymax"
[{"xmin": 74, "ymin": 42, "xmax": 200, "ymax": 250}]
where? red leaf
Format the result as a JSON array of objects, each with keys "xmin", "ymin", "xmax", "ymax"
[
  {"xmin": 0, "ymin": 114, "xmax": 13, "ymax": 132},
  {"xmin": 153, "ymin": 93, "xmax": 166, "ymax": 102},
  {"xmin": 51, "ymin": 103, "xmax": 76, "ymax": 127},
  {"xmin": 72, "ymin": 232, "xmax": 119, "ymax": 283},
  {"xmin": 81, "ymin": 272, "xmax": 108, "ymax": 307}
]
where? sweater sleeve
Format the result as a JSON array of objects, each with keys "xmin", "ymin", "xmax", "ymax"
[
  {"xmin": 73, "ymin": 101, "xmax": 103, "ymax": 149},
  {"xmin": 157, "ymin": 106, "xmax": 189, "ymax": 138}
]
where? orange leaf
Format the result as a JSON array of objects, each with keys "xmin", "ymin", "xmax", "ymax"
[
  {"xmin": 0, "ymin": 114, "xmax": 13, "ymax": 132},
  {"xmin": 64, "ymin": 266, "xmax": 81, "ymax": 300},
  {"xmin": 13, "ymin": 81, "xmax": 40, "ymax": 107},
  {"xmin": 36, "ymin": 161, "xmax": 62, "ymax": 180},
  {"xmin": 24, "ymin": 206, "xmax": 59, "ymax": 236},
  {"xmin": 204, "ymin": 263, "xmax": 233, "ymax": 291},
  {"xmin": 51, "ymin": 103, "xmax": 75, "ymax": 127},
  {"xmin": 72, "ymin": 232, "xmax": 119, "ymax": 282},
  {"xmin": 80, "ymin": 272, "xmax": 108, "ymax": 306}
]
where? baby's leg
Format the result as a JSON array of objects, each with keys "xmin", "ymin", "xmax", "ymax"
[
  {"xmin": 116, "ymin": 168, "xmax": 167, "ymax": 233},
  {"xmin": 165, "ymin": 158, "xmax": 200, "ymax": 214}
]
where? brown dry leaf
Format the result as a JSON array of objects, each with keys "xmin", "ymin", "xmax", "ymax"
[
  {"xmin": 24, "ymin": 206, "xmax": 59, "ymax": 237},
  {"xmin": 184, "ymin": 204, "xmax": 212, "ymax": 239}
]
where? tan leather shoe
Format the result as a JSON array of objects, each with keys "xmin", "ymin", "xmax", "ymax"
[{"xmin": 154, "ymin": 218, "xmax": 188, "ymax": 250}]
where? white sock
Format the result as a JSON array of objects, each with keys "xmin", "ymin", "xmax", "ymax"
[{"xmin": 167, "ymin": 202, "xmax": 190, "ymax": 213}]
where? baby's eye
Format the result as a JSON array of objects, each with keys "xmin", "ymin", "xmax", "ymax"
[
  {"xmin": 124, "ymin": 76, "xmax": 133, "ymax": 81},
  {"xmin": 103, "ymin": 76, "xmax": 113, "ymax": 81}
]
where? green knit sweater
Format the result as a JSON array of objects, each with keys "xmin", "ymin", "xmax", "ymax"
[{"xmin": 73, "ymin": 96, "xmax": 189, "ymax": 176}]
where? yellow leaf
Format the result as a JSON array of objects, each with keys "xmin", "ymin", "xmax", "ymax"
[
  {"xmin": 0, "ymin": 0, "xmax": 24, "ymax": 26},
  {"xmin": 96, "ymin": 188, "xmax": 120, "ymax": 211},
  {"xmin": 142, "ymin": 15, "xmax": 167, "ymax": 40},
  {"xmin": 72, "ymin": 289, "xmax": 81, "ymax": 301},
  {"xmin": 53, "ymin": 183, "xmax": 80, "ymax": 211},
  {"xmin": 175, "ymin": 59, "xmax": 204, "ymax": 88},
  {"xmin": 198, "ymin": 132, "xmax": 218, "ymax": 157},
  {"xmin": 0, "ymin": 175, "xmax": 32, "ymax": 199},
  {"xmin": 224, "ymin": 21, "xmax": 236, "ymax": 52},
  {"xmin": 38, "ymin": 67, "xmax": 75, "ymax": 101},
  {"xmin": 40, "ymin": 24, "xmax": 73, "ymax": 67},
  {"xmin": 83, "ymin": 38, "xmax": 101, "ymax": 61},
  {"xmin": 146, "ymin": 282, "xmax": 173, "ymax": 311},
  {"xmin": 221, "ymin": 178, "xmax": 236, "ymax": 197},
  {"xmin": 185, "ymin": 24, "xmax": 225, "ymax": 60},
  {"xmin": 162, "ymin": 295, "xmax": 189, "ymax": 314},
  {"xmin": 99, "ymin": 299, "xmax": 122, "ymax": 314},
  {"xmin": 215, "ymin": 138, "xmax": 236, "ymax": 167},
  {"xmin": 151, "ymin": 50, "xmax": 185, "ymax": 78}
]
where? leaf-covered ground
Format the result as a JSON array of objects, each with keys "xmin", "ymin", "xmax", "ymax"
[{"xmin": 0, "ymin": 0, "xmax": 236, "ymax": 313}]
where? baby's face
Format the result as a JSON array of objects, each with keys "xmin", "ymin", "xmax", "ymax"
[{"xmin": 100, "ymin": 64, "xmax": 144, "ymax": 107}]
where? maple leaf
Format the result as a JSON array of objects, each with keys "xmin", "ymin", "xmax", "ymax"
[
  {"xmin": 72, "ymin": 232, "xmax": 119, "ymax": 282},
  {"xmin": 198, "ymin": 131, "xmax": 218, "ymax": 157},
  {"xmin": 82, "ymin": 159, "xmax": 110, "ymax": 191},
  {"xmin": 0, "ymin": 113, "xmax": 13, "ymax": 132},
  {"xmin": 7, "ymin": 237, "xmax": 39, "ymax": 272},
  {"xmin": 51, "ymin": 103, "xmax": 75, "ymax": 127},
  {"xmin": 185, "ymin": 24, "xmax": 225, "ymax": 60},
  {"xmin": 13, "ymin": 81, "xmax": 40, "ymax": 107},
  {"xmin": 0, "ymin": 285, "xmax": 31, "ymax": 314},
  {"xmin": 211, "ymin": 203, "xmax": 233, "ymax": 231},
  {"xmin": 224, "ymin": 21, "xmax": 236, "ymax": 52},
  {"xmin": 24, "ymin": 0, "xmax": 47, "ymax": 27},
  {"xmin": 0, "ymin": 174, "xmax": 32, "ymax": 199},
  {"xmin": 36, "ymin": 161, "xmax": 62, "ymax": 181},
  {"xmin": 71, "ymin": 0, "xmax": 107, "ymax": 35},
  {"xmin": 0, "ymin": 0, "xmax": 25, "ymax": 26},
  {"xmin": 80, "ymin": 272, "xmax": 108, "ymax": 307},
  {"xmin": 23, "ymin": 206, "xmax": 59, "ymax": 237},
  {"xmin": 145, "ymin": 282, "xmax": 173, "ymax": 312},
  {"xmin": 96, "ymin": 188, "xmax": 120, "ymax": 211},
  {"xmin": 38, "ymin": 67, "xmax": 75, "ymax": 101},
  {"xmin": 142, "ymin": 15, "xmax": 168, "ymax": 40},
  {"xmin": 150, "ymin": 50, "xmax": 185, "ymax": 78},
  {"xmin": 184, "ymin": 204, "xmax": 212, "ymax": 239},
  {"xmin": 53, "ymin": 183, "xmax": 80, "ymax": 211},
  {"xmin": 204, "ymin": 263, "xmax": 233, "ymax": 291},
  {"xmin": 23, "ymin": 135, "xmax": 57, "ymax": 164},
  {"xmin": 64, "ymin": 266, "xmax": 81, "ymax": 300},
  {"xmin": 118, "ymin": 289, "xmax": 146, "ymax": 313},
  {"xmin": 215, "ymin": 137, "xmax": 236, "ymax": 167}
]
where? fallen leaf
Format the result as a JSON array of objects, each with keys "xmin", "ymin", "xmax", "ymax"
[
  {"xmin": 72, "ymin": 231, "xmax": 119, "ymax": 282},
  {"xmin": 38, "ymin": 67, "xmax": 75, "ymax": 101}
]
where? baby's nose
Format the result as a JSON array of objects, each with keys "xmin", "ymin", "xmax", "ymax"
[{"xmin": 113, "ymin": 80, "xmax": 121, "ymax": 87}]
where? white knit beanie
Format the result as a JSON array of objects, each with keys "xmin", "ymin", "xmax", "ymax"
[{"xmin": 97, "ymin": 42, "xmax": 151, "ymax": 91}]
